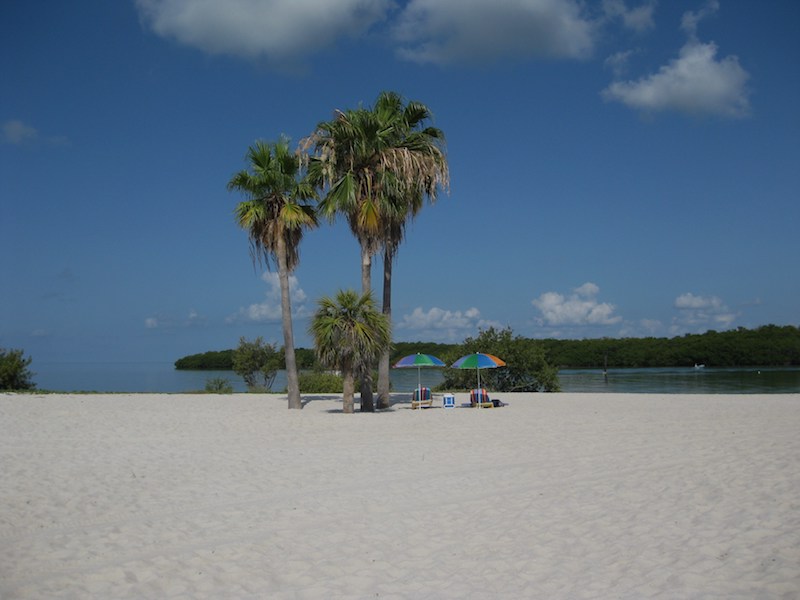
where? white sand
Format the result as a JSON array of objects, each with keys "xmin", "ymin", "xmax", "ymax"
[{"xmin": 1, "ymin": 392, "xmax": 799, "ymax": 599}]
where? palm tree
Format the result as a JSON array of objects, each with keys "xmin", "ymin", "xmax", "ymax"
[
  {"xmin": 374, "ymin": 96, "xmax": 449, "ymax": 408},
  {"xmin": 309, "ymin": 290, "xmax": 391, "ymax": 414},
  {"xmin": 303, "ymin": 91, "xmax": 448, "ymax": 410},
  {"xmin": 228, "ymin": 138, "xmax": 317, "ymax": 410}
]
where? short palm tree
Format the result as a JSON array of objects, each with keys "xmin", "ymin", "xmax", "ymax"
[
  {"xmin": 304, "ymin": 91, "xmax": 448, "ymax": 410},
  {"xmin": 309, "ymin": 290, "xmax": 391, "ymax": 414},
  {"xmin": 228, "ymin": 138, "xmax": 317, "ymax": 409}
]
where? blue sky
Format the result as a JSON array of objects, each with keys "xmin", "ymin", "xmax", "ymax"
[{"xmin": 2, "ymin": 0, "xmax": 798, "ymax": 364}]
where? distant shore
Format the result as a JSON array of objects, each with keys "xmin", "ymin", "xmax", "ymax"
[
  {"xmin": 28, "ymin": 362, "xmax": 800, "ymax": 394},
  {"xmin": 2, "ymin": 392, "xmax": 798, "ymax": 599}
]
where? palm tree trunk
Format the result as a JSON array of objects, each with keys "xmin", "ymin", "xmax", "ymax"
[
  {"xmin": 342, "ymin": 368, "xmax": 355, "ymax": 414},
  {"xmin": 359, "ymin": 244, "xmax": 375, "ymax": 412},
  {"xmin": 377, "ymin": 249, "xmax": 393, "ymax": 409},
  {"xmin": 277, "ymin": 237, "xmax": 302, "ymax": 409}
]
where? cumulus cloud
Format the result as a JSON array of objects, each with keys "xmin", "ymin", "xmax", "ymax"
[
  {"xmin": 144, "ymin": 309, "xmax": 205, "ymax": 329},
  {"xmin": 681, "ymin": 0, "xmax": 719, "ymax": 40},
  {"xmin": 397, "ymin": 306, "xmax": 501, "ymax": 341},
  {"xmin": 604, "ymin": 49, "xmax": 637, "ymax": 78},
  {"xmin": 616, "ymin": 318, "xmax": 665, "ymax": 338},
  {"xmin": 602, "ymin": 0, "xmax": 656, "ymax": 33},
  {"xmin": 602, "ymin": 41, "xmax": 749, "ymax": 117},
  {"xmin": 639, "ymin": 318, "xmax": 663, "ymax": 334},
  {"xmin": 672, "ymin": 292, "xmax": 737, "ymax": 332},
  {"xmin": 226, "ymin": 272, "xmax": 307, "ymax": 324},
  {"xmin": 602, "ymin": 1, "xmax": 750, "ymax": 118},
  {"xmin": 392, "ymin": 0, "xmax": 596, "ymax": 65},
  {"xmin": 532, "ymin": 282, "xmax": 622, "ymax": 326},
  {"xmin": 674, "ymin": 292, "xmax": 715, "ymax": 310},
  {"xmin": 135, "ymin": 0, "xmax": 391, "ymax": 64}
]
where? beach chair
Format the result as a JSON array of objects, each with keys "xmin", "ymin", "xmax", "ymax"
[
  {"xmin": 411, "ymin": 387, "xmax": 434, "ymax": 409},
  {"xmin": 442, "ymin": 394, "xmax": 456, "ymax": 409},
  {"xmin": 470, "ymin": 388, "xmax": 494, "ymax": 408}
]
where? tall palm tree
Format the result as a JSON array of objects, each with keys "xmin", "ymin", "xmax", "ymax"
[
  {"xmin": 375, "ymin": 96, "xmax": 449, "ymax": 408},
  {"xmin": 304, "ymin": 91, "xmax": 448, "ymax": 410},
  {"xmin": 309, "ymin": 289, "xmax": 391, "ymax": 414},
  {"xmin": 228, "ymin": 138, "xmax": 317, "ymax": 410},
  {"xmin": 303, "ymin": 106, "xmax": 381, "ymax": 410}
]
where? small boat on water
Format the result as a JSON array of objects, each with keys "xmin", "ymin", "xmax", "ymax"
[{"xmin": 694, "ymin": 363, "xmax": 706, "ymax": 369}]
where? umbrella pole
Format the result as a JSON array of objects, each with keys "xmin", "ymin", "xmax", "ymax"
[
  {"xmin": 477, "ymin": 368, "xmax": 481, "ymax": 408},
  {"xmin": 417, "ymin": 366, "xmax": 422, "ymax": 410}
]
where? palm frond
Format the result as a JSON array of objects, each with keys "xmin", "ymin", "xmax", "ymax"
[{"xmin": 228, "ymin": 138, "xmax": 317, "ymax": 272}]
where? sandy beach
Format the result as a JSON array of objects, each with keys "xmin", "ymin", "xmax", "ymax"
[{"xmin": 1, "ymin": 392, "xmax": 798, "ymax": 599}]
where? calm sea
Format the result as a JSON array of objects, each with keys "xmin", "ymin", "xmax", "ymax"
[{"xmin": 29, "ymin": 363, "xmax": 800, "ymax": 394}]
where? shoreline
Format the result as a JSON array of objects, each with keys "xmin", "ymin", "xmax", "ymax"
[
  {"xmin": 28, "ymin": 364, "xmax": 800, "ymax": 395},
  {"xmin": 2, "ymin": 393, "xmax": 798, "ymax": 598}
]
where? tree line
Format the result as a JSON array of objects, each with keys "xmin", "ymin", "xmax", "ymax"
[
  {"xmin": 399, "ymin": 325, "xmax": 800, "ymax": 368},
  {"xmin": 541, "ymin": 324, "xmax": 800, "ymax": 368},
  {"xmin": 175, "ymin": 324, "xmax": 800, "ymax": 374}
]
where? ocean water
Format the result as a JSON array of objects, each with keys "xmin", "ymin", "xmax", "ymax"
[
  {"xmin": 556, "ymin": 366, "xmax": 800, "ymax": 394},
  {"xmin": 28, "ymin": 363, "xmax": 800, "ymax": 394}
]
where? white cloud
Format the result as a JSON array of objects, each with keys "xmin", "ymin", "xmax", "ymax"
[
  {"xmin": 672, "ymin": 292, "xmax": 737, "ymax": 332},
  {"xmin": 574, "ymin": 282, "xmax": 599, "ymax": 297},
  {"xmin": 604, "ymin": 49, "xmax": 637, "ymax": 78},
  {"xmin": 617, "ymin": 318, "xmax": 664, "ymax": 338},
  {"xmin": 639, "ymin": 318, "xmax": 663, "ymax": 334},
  {"xmin": 144, "ymin": 309, "xmax": 205, "ymax": 329},
  {"xmin": 226, "ymin": 272, "xmax": 307, "ymax": 324},
  {"xmin": 3, "ymin": 120, "xmax": 38, "ymax": 144},
  {"xmin": 532, "ymin": 282, "xmax": 622, "ymax": 326},
  {"xmin": 2, "ymin": 119, "xmax": 69, "ymax": 146},
  {"xmin": 135, "ymin": 0, "xmax": 391, "ymax": 64},
  {"xmin": 674, "ymin": 292, "xmax": 717, "ymax": 310},
  {"xmin": 397, "ymin": 306, "xmax": 501, "ymax": 342},
  {"xmin": 393, "ymin": 0, "xmax": 596, "ymax": 65},
  {"xmin": 681, "ymin": 0, "xmax": 719, "ymax": 40},
  {"xmin": 602, "ymin": 0, "xmax": 656, "ymax": 33},
  {"xmin": 602, "ymin": 40, "xmax": 749, "ymax": 117},
  {"xmin": 602, "ymin": 1, "xmax": 749, "ymax": 118}
]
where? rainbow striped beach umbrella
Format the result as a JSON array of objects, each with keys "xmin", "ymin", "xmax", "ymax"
[
  {"xmin": 451, "ymin": 352, "xmax": 506, "ymax": 390},
  {"xmin": 393, "ymin": 353, "xmax": 446, "ymax": 399}
]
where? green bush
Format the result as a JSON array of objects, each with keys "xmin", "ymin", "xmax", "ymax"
[
  {"xmin": 232, "ymin": 337, "xmax": 280, "ymax": 391},
  {"xmin": 437, "ymin": 327, "xmax": 561, "ymax": 392},
  {"xmin": 297, "ymin": 371, "xmax": 343, "ymax": 393},
  {"xmin": 204, "ymin": 377, "xmax": 233, "ymax": 394},
  {"xmin": 0, "ymin": 348, "xmax": 36, "ymax": 391}
]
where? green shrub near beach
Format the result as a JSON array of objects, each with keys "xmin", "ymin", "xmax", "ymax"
[
  {"xmin": 0, "ymin": 348, "xmax": 36, "ymax": 391},
  {"xmin": 204, "ymin": 377, "xmax": 234, "ymax": 394},
  {"xmin": 296, "ymin": 371, "xmax": 343, "ymax": 393}
]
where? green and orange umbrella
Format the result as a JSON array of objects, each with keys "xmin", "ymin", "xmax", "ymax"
[{"xmin": 451, "ymin": 353, "xmax": 506, "ymax": 389}]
